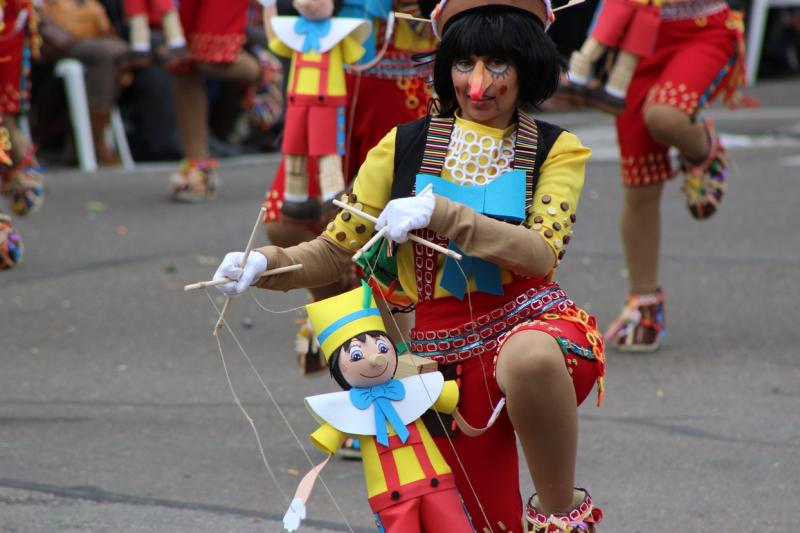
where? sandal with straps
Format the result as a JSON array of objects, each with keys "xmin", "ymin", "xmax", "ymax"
[
  {"xmin": 0, "ymin": 212, "xmax": 23, "ymax": 270},
  {"xmin": 526, "ymin": 488, "xmax": 603, "ymax": 532},
  {"xmin": 604, "ymin": 289, "xmax": 665, "ymax": 353},
  {"xmin": 679, "ymin": 118, "xmax": 727, "ymax": 220},
  {"xmin": 169, "ymin": 158, "xmax": 218, "ymax": 202}
]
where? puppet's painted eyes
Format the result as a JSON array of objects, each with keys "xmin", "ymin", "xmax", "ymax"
[
  {"xmin": 349, "ymin": 348, "xmax": 364, "ymax": 362},
  {"xmin": 453, "ymin": 59, "xmax": 474, "ymax": 74},
  {"xmin": 376, "ymin": 339, "xmax": 390, "ymax": 354}
]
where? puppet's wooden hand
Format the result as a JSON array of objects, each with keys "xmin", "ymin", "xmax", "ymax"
[{"xmin": 283, "ymin": 497, "xmax": 306, "ymax": 531}]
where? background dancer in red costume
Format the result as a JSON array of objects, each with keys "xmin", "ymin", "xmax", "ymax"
[
  {"xmin": 168, "ymin": 0, "xmax": 281, "ymax": 202},
  {"xmin": 0, "ymin": 0, "xmax": 44, "ymax": 219},
  {"xmin": 213, "ymin": 2, "xmax": 605, "ymax": 530},
  {"xmin": 603, "ymin": 0, "xmax": 750, "ymax": 352}
]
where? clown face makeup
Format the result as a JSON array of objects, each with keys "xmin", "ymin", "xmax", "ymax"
[
  {"xmin": 452, "ymin": 55, "xmax": 520, "ymax": 129},
  {"xmin": 337, "ymin": 333, "xmax": 398, "ymax": 389}
]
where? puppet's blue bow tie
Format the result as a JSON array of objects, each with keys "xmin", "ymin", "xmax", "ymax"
[
  {"xmin": 350, "ymin": 379, "xmax": 409, "ymax": 447},
  {"xmin": 294, "ymin": 17, "xmax": 332, "ymax": 53}
]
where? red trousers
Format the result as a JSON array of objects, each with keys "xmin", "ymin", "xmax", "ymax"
[
  {"xmin": 616, "ymin": 7, "xmax": 743, "ymax": 186},
  {"xmin": 374, "ymin": 487, "xmax": 474, "ymax": 533},
  {"xmin": 0, "ymin": 0, "xmax": 29, "ymax": 114},
  {"xmin": 123, "ymin": 0, "xmax": 174, "ymax": 20},
  {"xmin": 178, "ymin": 0, "xmax": 248, "ymax": 63},
  {"xmin": 414, "ymin": 277, "xmax": 603, "ymax": 533}
]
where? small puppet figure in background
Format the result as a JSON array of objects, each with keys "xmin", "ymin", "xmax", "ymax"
[
  {"xmin": 261, "ymin": 0, "xmax": 370, "ymax": 219},
  {"xmin": 123, "ymin": 0, "xmax": 187, "ymax": 66},
  {"xmin": 282, "ymin": 283, "xmax": 484, "ymax": 532},
  {"xmin": 566, "ymin": 0, "xmax": 662, "ymax": 114}
]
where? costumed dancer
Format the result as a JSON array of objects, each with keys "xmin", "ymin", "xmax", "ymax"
[
  {"xmin": 213, "ymin": 2, "xmax": 606, "ymax": 531},
  {"xmin": 281, "ymin": 284, "xmax": 477, "ymax": 532},
  {"xmin": 564, "ymin": 0, "xmax": 662, "ymax": 114},
  {"xmin": 122, "ymin": 0, "xmax": 187, "ymax": 67},
  {"xmin": 0, "ymin": 115, "xmax": 23, "ymax": 270},
  {"xmin": 260, "ymin": 0, "xmax": 437, "ymax": 375},
  {"xmin": 0, "ymin": 0, "xmax": 44, "ymax": 217},
  {"xmin": 168, "ymin": 0, "xmax": 282, "ymax": 202},
  {"xmin": 603, "ymin": 0, "xmax": 749, "ymax": 351}
]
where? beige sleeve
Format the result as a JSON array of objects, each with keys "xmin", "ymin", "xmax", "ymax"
[
  {"xmin": 253, "ymin": 235, "xmax": 353, "ymax": 291},
  {"xmin": 427, "ymin": 196, "xmax": 556, "ymax": 278}
]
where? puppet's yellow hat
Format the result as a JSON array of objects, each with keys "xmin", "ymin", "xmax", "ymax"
[{"xmin": 306, "ymin": 284, "xmax": 386, "ymax": 362}]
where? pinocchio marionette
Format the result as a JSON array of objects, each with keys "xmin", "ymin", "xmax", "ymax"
[
  {"xmin": 282, "ymin": 283, "xmax": 476, "ymax": 532},
  {"xmin": 265, "ymin": 0, "xmax": 371, "ymax": 219},
  {"xmin": 566, "ymin": 0, "xmax": 662, "ymax": 114},
  {"xmin": 123, "ymin": 0, "xmax": 187, "ymax": 65}
]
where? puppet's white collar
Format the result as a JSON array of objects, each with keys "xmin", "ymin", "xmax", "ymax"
[
  {"xmin": 271, "ymin": 16, "xmax": 371, "ymax": 54},
  {"xmin": 305, "ymin": 373, "xmax": 445, "ymax": 436}
]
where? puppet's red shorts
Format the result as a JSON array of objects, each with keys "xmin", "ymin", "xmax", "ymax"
[
  {"xmin": 373, "ymin": 487, "xmax": 474, "ymax": 532},
  {"xmin": 282, "ymin": 99, "xmax": 346, "ymax": 156},
  {"xmin": 591, "ymin": 0, "xmax": 660, "ymax": 57},
  {"xmin": 412, "ymin": 277, "xmax": 604, "ymax": 533},
  {"xmin": 178, "ymin": 0, "xmax": 247, "ymax": 64},
  {"xmin": 0, "ymin": 1, "xmax": 27, "ymax": 115},
  {"xmin": 616, "ymin": 7, "xmax": 741, "ymax": 186}
]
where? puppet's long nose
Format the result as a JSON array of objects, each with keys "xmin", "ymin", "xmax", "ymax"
[
  {"xmin": 469, "ymin": 61, "xmax": 492, "ymax": 101},
  {"xmin": 367, "ymin": 352, "xmax": 387, "ymax": 367}
]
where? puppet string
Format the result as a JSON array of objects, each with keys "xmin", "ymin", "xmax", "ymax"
[
  {"xmin": 361, "ymin": 242, "xmax": 496, "ymax": 533},
  {"xmin": 248, "ymin": 292, "xmax": 307, "ymax": 315},
  {"xmin": 203, "ymin": 289, "xmax": 355, "ymax": 533}
]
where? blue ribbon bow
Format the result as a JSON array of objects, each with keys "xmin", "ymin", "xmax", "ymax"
[
  {"xmin": 349, "ymin": 379, "xmax": 409, "ymax": 447},
  {"xmin": 294, "ymin": 17, "xmax": 332, "ymax": 53},
  {"xmin": 415, "ymin": 172, "xmax": 527, "ymax": 300}
]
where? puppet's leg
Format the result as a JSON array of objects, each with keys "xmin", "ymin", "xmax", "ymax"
[
  {"xmin": 592, "ymin": 50, "xmax": 639, "ymax": 114},
  {"xmin": 121, "ymin": 0, "xmax": 153, "ymax": 69},
  {"xmin": 317, "ymin": 154, "xmax": 345, "ymax": 204},
  {"xmin": 568, "ymin": 38, "xmax": 606, "ymax": 86},
  {"xmin": 281, "ymin": 154, "xmax": 321, "ymax": 219},
  {"xmin": 162, "ymin": 9, "xmax": 188, "ymax": 52}
]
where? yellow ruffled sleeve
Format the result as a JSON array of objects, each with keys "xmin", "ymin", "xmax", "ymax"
[
  {"xmin": 310, "ymin": 423, "xmax": 347, "ymax": 455},
  {"xmin": 341, "ymin": 35, "xmax": 366, "ymax": 65},
  {"xmin": 432, "ymin": 380, "xmax": 459, "ymax": 415},
  {"xmin": 529, "ymin": 131, "xmax": 591, "ymax": 264},
  {"xmin": 268, "ymin": 37, "xmax": 292, "ymax": 59},
  {"xmin": 324, "ymin": 128, "xmax": 397, "ymax": 252}
]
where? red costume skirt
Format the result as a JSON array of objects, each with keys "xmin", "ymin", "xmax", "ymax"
[
  {"xmin": 124, "ymin": 0, "xmax": 174, "ymax": 20},
  {"xmin": 178, "ymin": 0, "xmax": 248, "ymax": 64},
  {"xmin": 616, "ymin": 7, "xmax": 743, "ymax": 186},
  {"xmin": 0, "ymin": 0, "xmax": 28, "ymax": 115},
  {"xmin": 263, "ymin": 71, "xmax": 431, "ymax": 226},
  {"xmin": 591, "ymin": 0, "xmax": 661, "ymax": 57},
  {"xmin": 412, "ymin": 277, "xmax": 604, "ymax": 533}
]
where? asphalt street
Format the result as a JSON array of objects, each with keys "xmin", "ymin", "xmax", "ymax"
[{"xmin": 1, "ymin": 78, "xmax": 799, "ymax": 532}]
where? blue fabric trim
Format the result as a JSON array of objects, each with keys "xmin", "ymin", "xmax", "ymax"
[
  {"xmin": 336, "ymin": 106, "xmax": 346, "ymax": 155},
  {"xmin": 317, "ymin": 308, "xmax": 381, "ymax": 347}
]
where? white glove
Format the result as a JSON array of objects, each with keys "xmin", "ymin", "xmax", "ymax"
[
  {"xmin": 283, "ymin": 498, "xmax": 306, "ymax": 531},
  {"xmin": 375, "ymin": 188, "xmax": 436, "ymax": 243},
  {"xmin": 212, "ymin": 251, "xmax": 268, "ymax": 297}
]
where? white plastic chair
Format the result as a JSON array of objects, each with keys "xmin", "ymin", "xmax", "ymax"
[
  {"xmin": 54, "ymin": 59, "xmax": 135, "ymax": 171},
  {"xmin": 745, "ymin": 0, "xmax": 800, "ymax": 85}
]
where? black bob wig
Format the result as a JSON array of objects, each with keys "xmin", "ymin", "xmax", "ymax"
[{"xmin": 430, "ymin": 6, "xmax": 565, "ymax": 116}]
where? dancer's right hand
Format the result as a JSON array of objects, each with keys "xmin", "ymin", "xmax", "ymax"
[{"xmin": 213, "ymin": 251, "xmax": 268, "ymax": 297}]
